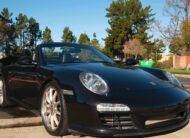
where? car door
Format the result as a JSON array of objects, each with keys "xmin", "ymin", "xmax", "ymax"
[{"xmin": 8, "ymin": 56, "xmax": 41, "ymax": 108}]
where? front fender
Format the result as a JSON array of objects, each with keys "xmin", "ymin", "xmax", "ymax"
[{"xmin": 138, "ymin": 67, "xmax": 186, "ymax": 89}]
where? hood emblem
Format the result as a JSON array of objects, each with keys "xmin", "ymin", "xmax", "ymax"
[{"xmin": 149, "ymin": 81, "xmax": 157, "ymax": 86}]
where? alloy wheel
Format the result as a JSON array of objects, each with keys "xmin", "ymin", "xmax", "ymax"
[{"xmin": 41, "ymin": 87, "xmax": 62, "ymax": 131}]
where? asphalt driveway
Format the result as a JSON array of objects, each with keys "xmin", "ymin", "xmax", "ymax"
[{"xmin": 0, "ymin": 124, "xmax": 189, "ymax": 138}]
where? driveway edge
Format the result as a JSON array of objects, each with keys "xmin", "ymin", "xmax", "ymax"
[
  {"xmin": 0, "ymin": 117, "xmax": 42, "ymax": 129},
  {"xmin": 174, "ymin": 74, "xmax": 190, "ymax": 78}
]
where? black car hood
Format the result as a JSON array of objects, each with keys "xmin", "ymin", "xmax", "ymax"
[
  {"xmin": 50, "ymin": 62, "xmax": 173, "ymax": 91},
  {"xmin": 47, "ymin": 63, "xmax": 190, "ymax": 108}
]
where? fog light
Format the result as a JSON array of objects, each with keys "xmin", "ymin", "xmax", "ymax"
[{"xmin": 97, "ymin": 103, "xmax": 130, "ymax": 112}]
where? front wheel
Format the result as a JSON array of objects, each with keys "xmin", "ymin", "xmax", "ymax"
[
  {"xmin": 0, "ymin": 77, "xmax": 12, "ymax": 107},
  {"xmin": 41, "ymin": 81, "xmax": 68, "ymax": 136}
]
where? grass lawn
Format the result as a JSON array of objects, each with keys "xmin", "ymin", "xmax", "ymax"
[{"xmin": 165, "ymin": 69, "xmax": 190, "ymax": 74}]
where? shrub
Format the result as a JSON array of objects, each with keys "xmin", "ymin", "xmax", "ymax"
[
  {"xmin": 153, "ymin": 57, "xmax": 173, "ymax": 69},
  {"xmin": 153, "ymin": 62, "xmax": 162, "ymax": 68}
]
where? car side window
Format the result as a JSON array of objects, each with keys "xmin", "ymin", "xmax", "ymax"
[{"xmin": 42, "ymin": 47, "xmax": 63, "ymax": 64}]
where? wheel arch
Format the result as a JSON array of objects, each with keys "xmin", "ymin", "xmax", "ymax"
[
  {"xmin": 38, "ymin": 78, "xmax": 76, "ymax": 111},
  {"xmin": 38, "ymin": 78, "xmax": 59, "ymax": 109}
]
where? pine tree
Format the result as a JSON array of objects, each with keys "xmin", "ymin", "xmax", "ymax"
[
  {"xmin": 28, "ymin": 17, "xmax": 41, "ymax": 48},
  {"xmin": 61, "ymin": 27, "xmax": 76, "ymax": 43},
  {"xmin": 105, "ymin": 0, "xmax": 154, "ymax": 58},
  {"xmin": 78, "ymin": 33, "xmax": 90, "ymax": 45},
  {"xmin": 43, "ymin": 27, "xmax": 53, "ymax": 43},
  {"xmin": 1, "ymin": 8, "xmax": 13, "ymax": 20},
  {"xmin": 15, "ymin": 13, "xmax": 28, "ymax": 47},
  {"xmin": 0, "ymin": 8, "xmax": 16, "ymax": 56},
  {"xmin": 91, "ymin": 33, "xmax": 100, "ymax": 50}
]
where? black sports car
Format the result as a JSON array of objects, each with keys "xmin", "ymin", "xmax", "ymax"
[{"xmin": 0, "ymin": 43, "xmax": 190, "ymax": 137}]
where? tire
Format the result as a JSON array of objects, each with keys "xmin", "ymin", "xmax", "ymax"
[
  {"xmin": 41, "ymin": 81, "xmax": 68, "ymax": 136},
  {"xmin": 0, "ymin": 77, "xmax": 12, "ymax": 107}
]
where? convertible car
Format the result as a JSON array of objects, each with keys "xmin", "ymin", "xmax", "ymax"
[{"xmin": 0, "ymin": 43, "xmax": 190, "ymax": 137}]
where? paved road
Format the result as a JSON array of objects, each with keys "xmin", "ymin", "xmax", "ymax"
[
  {"xmin": 0, "ymin": 106, "xmax": 35, "ymax": 119},
  {"xmin": 0, "ymin": 126, "xmax": 60, "ymax": 138},
  {"xmin": 153, "ymin": 124, "xmax": 190, "ymax": 138},
  {"xmin": 0, "ymin": 124, "xmax": 189, "ymax": 138},
  {"xmin": 0, "ymin": 77, "xmax": 189, "ymax": 138},
  {"xmin": 179, "ymin": 77, "xmax": 190, "ymax": 91}
]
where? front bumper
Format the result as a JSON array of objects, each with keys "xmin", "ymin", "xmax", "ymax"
[
  {"xmin": 67, "ymin": 103, "xmax": 190, "ymax": 137},
  {"xmin": 69, "ymin": 119, "xmax": 189, "ymax": 137}
]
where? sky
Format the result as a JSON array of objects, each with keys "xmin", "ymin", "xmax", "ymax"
[{"xmin": 0, "ymin": 0, "xmax": 169, "ymax": 46}]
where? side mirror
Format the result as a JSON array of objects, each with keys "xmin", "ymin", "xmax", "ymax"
[
  {"xmin": 17, "ymin": 56, "xmax": 37, "ymax": 65},
  {"xmin": 113, "ymin": 58, "xmax": 122, "ymax": 64},
  {"xmin": 113, "ymin": 59, "xmax": 122, "ymax": 64}
]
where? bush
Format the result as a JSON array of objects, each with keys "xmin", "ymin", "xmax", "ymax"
[
  {"xmin": 153, "ymin": 62, "xmax": 162, "ymax": 68},
  {"xmin": 153, "ymin": 57, "xmax": 173, "ymax": 69}
]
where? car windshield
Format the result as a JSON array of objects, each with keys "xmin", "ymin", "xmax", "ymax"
[{"xmin": 41, "ymin": 44, "xmax": 113, "ymax": 64}]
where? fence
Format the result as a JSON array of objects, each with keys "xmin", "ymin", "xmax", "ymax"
[{"xmin": 173, "ymin": 55, "xmax": 190, "ymax": 69}]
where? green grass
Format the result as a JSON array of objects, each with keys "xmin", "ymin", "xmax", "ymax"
[{"xmin": 165, "ymin": 69, "xmax": 190, "ymax": 74}]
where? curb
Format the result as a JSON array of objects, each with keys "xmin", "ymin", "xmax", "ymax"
[
  {"xmin": 173, "ymin": 74, "xmax": 190, "ymax": 78},
  {"xmin": 0, "ymin": 117, "xmax": 42, "ymax": 129}
]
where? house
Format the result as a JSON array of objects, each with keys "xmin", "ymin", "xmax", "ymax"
[{"xmin": 158, "ymin": 53, "xmax": 172, "ymax": 62}]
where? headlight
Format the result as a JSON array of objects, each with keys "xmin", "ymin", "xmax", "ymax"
[
  {"xmin": 79, "ymin": 72, "xmax": 109, "ymax": 95},
  {"xmin": 165, "ymin": 71, "xmax": 182, "ymax": 87}
]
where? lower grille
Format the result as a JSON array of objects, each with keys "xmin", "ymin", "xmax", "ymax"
[
  {"xmin": 99, "ymin": 113, "xmax": 136, "ymax": 130},
  {"xmin": 145, "ymin": 111, "xmax": 188, "ymax": 129}
]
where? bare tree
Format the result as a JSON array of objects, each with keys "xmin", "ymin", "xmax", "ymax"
[
  {"xmin": 155, "ymin": 0, "xmax": 190, "ymax": 42},
  {"xmin": 123, "ymin": 38, "xmax": 146, "ymax": 59}
]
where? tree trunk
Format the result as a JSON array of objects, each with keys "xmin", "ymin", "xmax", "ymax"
[
  {"xmin": 156, "ymin": 46, "xmax": 158, "ymax": 62},
  {"xmin": 135, "ymin": 54, "xmax": 138, "ymax": 60},
  {"xmin": 181, "ymin": 46, "xmax": 187, "ymax": 55},
  {"xmin": 185, "ymin": 0, "xmax": 189, "ymax": 21}
]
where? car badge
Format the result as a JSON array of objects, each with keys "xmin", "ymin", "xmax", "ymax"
[{"xmin": 149, "ymin": 81, "xmax": 157, "ymax": 86}]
